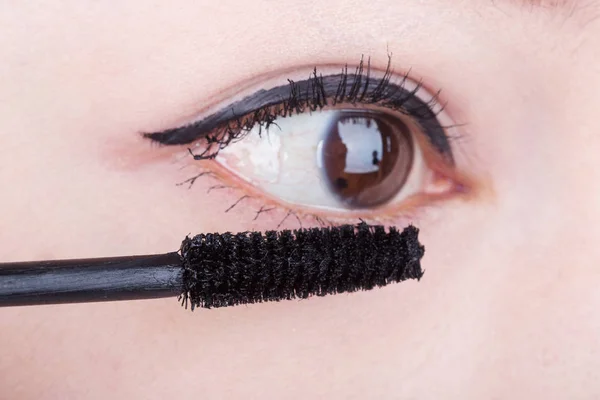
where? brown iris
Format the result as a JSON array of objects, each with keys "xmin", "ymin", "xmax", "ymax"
[{"xmin": 319, "ymin": 110, "xmax": 414, "ymax": 208}]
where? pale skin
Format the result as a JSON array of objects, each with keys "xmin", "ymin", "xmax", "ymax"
[{"xmin": 1, "ymin": 0, "xmax": 600, "ymax": 398}]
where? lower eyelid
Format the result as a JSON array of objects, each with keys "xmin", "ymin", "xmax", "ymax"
[
  {"xmin": 179, "ymin": 144, "xmax": 478, "ymax": 227},
  {"xmin": 170, "ymin": 161, "xmax": 332, "ymax": 229}
]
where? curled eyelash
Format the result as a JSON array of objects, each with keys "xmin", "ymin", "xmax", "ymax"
[{"xmin": 169, "ymin": 54, "xmax": 449, "ymax": 162}]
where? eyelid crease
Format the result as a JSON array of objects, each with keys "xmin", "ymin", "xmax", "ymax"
[{"xmin": 142, "ymin": 57, "xmax": 455, "ymax": 164}]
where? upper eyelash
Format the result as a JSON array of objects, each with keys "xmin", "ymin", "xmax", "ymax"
[{"xmin": 143, "ymin": 55, "xmax": 454, "ymax": 163}]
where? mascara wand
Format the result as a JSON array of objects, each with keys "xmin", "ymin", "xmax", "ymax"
[{"xmin": 0, "ymin": 223, "xmax": 424, "ymax": 309}]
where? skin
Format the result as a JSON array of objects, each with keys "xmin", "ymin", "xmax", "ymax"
[{"xmin": 1, "ymin": 0, "xmax": 600, "ymax": 398}]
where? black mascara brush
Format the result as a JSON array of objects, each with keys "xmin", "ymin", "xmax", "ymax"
[{"xmin": 0, "ymin": 223, "xmax": 424, "ymax": 309}]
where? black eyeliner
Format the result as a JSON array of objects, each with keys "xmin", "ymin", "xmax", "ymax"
[{"xmin": 143, "ymin": 58, "xmax": 454, "ymax": 163}]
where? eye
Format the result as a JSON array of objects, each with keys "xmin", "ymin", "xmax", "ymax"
[
  {"xmin": 216, "ymin": 109, "xmax": 423, "ymax": 211},
  {"xmin": 144, "ymin": 56, "xmax": 470, "ymax": 223}
]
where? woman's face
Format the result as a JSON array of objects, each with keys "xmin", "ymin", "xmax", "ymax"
[{"xmin": 2, "ymin": 0, "xmax": 600, "ymax": 397}]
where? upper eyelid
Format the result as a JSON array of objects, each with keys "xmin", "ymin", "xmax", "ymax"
[{"xmin": 143, "ymin": 64, "xmax": 454, "ymax": 163}]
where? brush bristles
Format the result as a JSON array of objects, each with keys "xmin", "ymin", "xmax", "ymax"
[{"xmin": 179, "ymin": 223, "xmax": 425, "ymax": 309}]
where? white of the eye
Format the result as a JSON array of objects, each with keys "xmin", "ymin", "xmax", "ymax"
[
  {"xmin": 216, "ymin": 127, "xmax": 282, "ymax": 184},
  {"xmin": 215, "ymin": 110, "xmax": 427, "ymax": 211}
]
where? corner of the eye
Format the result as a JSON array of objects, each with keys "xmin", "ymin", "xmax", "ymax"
[
  {"xmin": 448, "ymin": 171, "xmax": 497, "ymax": 206},
  {"xmin": 418, "ymin": 163, "xmax": 494, "ymax": 208}
]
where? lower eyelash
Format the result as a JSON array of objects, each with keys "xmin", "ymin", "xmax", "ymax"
[
  {"xmin": 176, "ymin": 159, "xmax": 430, "ymax": 229},
  {"xmin": 175, "ymin": 165, "xmax": 333, "ymax": 228}
]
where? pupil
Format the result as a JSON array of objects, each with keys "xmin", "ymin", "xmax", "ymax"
[{"xmin": 319, "ymin": 111, "xmax": 414, "ymax": 208}]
